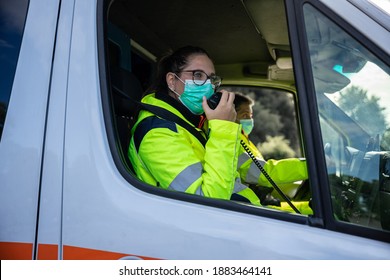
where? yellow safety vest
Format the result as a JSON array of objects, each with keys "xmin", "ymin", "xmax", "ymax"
[
  {"xmin": 128, "ymin": 93, "xmax": 312, "ymax": 214},
  {"xmin": 238, "ymin": 134, "xmax": 308, "ymax": 187},
  {"xmin": 238, "ymin": 134, "xmax": 312, "ymax": 214},
  {"xmin": 128, "ymin": 93, "xmax": 260, "ymax": 204}
]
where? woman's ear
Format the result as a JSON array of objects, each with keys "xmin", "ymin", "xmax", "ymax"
[{"xmin": 166, "ymin": 72, "xmax": 176, "ymax": 90}]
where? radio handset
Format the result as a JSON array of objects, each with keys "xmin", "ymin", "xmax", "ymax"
[
  {"xmin": 207, "ymin": 92, "xmax": 222, "ymax": 109},
  {"xmin": 240, "ymin": 140, "xmax": 301, "ymax": 214}
]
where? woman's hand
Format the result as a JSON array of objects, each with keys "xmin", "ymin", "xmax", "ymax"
[{"xmin": 203, "ymin": 89, "xmax": 237, "ymax": 122}]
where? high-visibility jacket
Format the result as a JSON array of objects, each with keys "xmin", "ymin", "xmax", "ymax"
[
  {"xmin": 238, "ymin": 133, "xmax": 308, "ymax": 187},
  {"xmin": 238, "ymin": 133, "xmax": 312, "ymax": 214},
  {"xmin": 128, "ymin": 92, "xmax": 261, "ymax": 205},
  {"xmin": 128, "ymin": 92, "xmax": 312, "ymax": 214}
]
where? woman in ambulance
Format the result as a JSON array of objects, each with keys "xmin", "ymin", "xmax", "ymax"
[{"xmin": 128, "ymin": 45, "xmax": 312, "ymax": 214}]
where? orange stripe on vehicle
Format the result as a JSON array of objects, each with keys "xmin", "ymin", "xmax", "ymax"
[
  {"xmin": 0, "ymin": 241, "xmax": 33, "ymax": 260},
  {"xmin": 37, "ymin": 243, "xmax": 58, "ymax": 260},
  {"xmin": 63, "ymin": 245, "xmax": 159, "ymax": 260}
]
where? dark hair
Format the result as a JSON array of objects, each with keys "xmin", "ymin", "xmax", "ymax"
[
  {"xmin": 234, "ymin": 92, "xmax": 254, "ymax": 111},
  {"xmin": 148, "ymin": 45, "xmax": 211, "ymax": 94}
]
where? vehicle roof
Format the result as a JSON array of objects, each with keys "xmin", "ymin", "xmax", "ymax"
[{"xmin": 109, "ymin": 0, "xmax": 289, "ymax": 81}]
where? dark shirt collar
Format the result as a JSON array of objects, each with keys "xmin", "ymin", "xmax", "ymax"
[{"xmin": 155, "ymin": 91, "xmax": 206, "ymax": 128}]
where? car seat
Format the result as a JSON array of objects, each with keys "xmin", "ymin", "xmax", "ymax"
[{"xmin": 108, "ymin": 41, "xmax": 143, "ymax": 171}]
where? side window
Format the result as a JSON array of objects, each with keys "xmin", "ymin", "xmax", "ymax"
[
  {"xmin": 303, "ymin": 4, "xmax": 390, "ymax": 232},
  {"xmin": 220, "ymin": 86, "xmax": 307, "ymax": 203},
  {"xmin": 0, "ymin": 0, "xmax": 29, "ymax": 140},
  {"xmin": 221, "ymin": 86, "xmax": 303, "ymax": 159},
  {"xmin": 106, "ymin": 1, "xmax": 310, "ymax": 216}
]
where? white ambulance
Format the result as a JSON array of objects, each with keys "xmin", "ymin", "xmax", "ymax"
[{"xmin": 1, "ymin": 0, "xmax": 389, "ymax": 259}]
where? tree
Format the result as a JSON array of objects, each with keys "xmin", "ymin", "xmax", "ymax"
[
  {"xmin": 337, "ymin": 85, "xmax": 387, "ymax": 136},
  {"xmin": 251, "ymin": 89, "xmax": 301, "ymax": 156},
  {"xmin": 222, "ymin": 86, "xmax": 302, "ymax": 157},
  {"xmin": 258, "ymin": 135, "xmax": 296, "ymax": 160}
]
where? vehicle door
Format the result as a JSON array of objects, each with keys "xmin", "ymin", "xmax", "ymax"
[
  {"xmin": 286, "ymin": 0, "xmax": 390, "ymax": 241},
  {"xmin": 0, "ymin": 0, "xmax": 61, "ymax": 259}
]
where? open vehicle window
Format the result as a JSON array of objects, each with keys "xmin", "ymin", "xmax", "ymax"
[
  {"xmin": 304, "ymin": 4, "xmax": 390, "ymax": 231},
  {"xmin": 220, "ymin": 86, "xmax": 303, "ymax": 160},
  {"xmin": 220, "ymin": 86, "xmax": 308, "ymax": 202},
  {"xmin": 105, "ymin": 0, "xmax": 311, "ymax": 217}
]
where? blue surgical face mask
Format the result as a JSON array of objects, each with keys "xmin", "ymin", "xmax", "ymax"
[
  {"xmin": 172, "ymin": 75, "xmax": 215, "ymax": 115},
  {"xmin": 240, "ymin": 118, "xmax": 254, "ymax": 135}
]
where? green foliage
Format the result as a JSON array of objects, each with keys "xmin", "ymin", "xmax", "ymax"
[
  {"xmin": 381, "ymin": 129, "xmax": 390, "ymax": 151},
  {"xmin": 221, "ymin": 86, "xmax": 303, "ymax": 157},
  {"xmin": 338, "ymin": 85, "xmax": 387, "ymax": 135},
  {"xmin": 257, "ymin": 135, "xmax": 296, "ymax": 160},
  {"xmin": 257, "ymin": 91, "xmax": 300, "ymax": 153}
]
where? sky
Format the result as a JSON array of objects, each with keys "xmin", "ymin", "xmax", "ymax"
[
  {"xmin": 369, "ymin": 0, "xmax": 390, "ymax": 14},
  {"xmin": 328, "ymin": 61, "xmax": 390, "ymax": 123}
]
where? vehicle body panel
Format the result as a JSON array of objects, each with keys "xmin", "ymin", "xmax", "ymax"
[{"xmin": 0, "ymin": 0, "xmax": 61, "ymax": 259}]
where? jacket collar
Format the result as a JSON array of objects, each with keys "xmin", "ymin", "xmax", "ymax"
[{"xmin": 155, "ymin": 91, "xmax": 206, "ymax": 128}]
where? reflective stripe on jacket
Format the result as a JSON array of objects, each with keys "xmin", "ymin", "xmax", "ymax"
[
  {"xmin": 128, "ymin": 93, "xmax": 260, "ymax": 205},
  {"xmin": 238, "ymin": 134, "xmax": 308, "ymax": 187}
]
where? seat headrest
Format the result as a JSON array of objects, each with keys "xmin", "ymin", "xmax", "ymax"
[{"xmin": 111, "ymin": 67, "xmax": 143, "ymax": 116}]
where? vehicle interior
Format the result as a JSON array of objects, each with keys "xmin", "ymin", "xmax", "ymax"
[
  {"xmin": 105, "ymin": 0, "xmax": 307, "ymax": 203},
  {"xmin": 107, "ymin": 0, "xmax": 291, "ymax": 79},
  {"xmin": 106, "ymin": 0, "xmax": 300, "ymax": 160},
  {"xmin": 104, "ymin": 0, "xmax": 390, "ymax": 236}
]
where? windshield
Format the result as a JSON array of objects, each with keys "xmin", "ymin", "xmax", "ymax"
[
  {"xmin": 327, "ymin": 61, "xmax": 390, "ymax": 148},
  {"xmin": 305, "ymin": 4, "xmax": 390, "ymax": 150},
  {"xmin": 304, "ymin": 4, "xmax": 390, "ymax": 232}
]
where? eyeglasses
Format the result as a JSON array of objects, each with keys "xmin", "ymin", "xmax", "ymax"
[{"xmin": 180, "ymin": 69, "xmax": 222, "ymax": 88}]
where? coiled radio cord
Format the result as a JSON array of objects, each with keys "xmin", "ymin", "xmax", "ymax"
[{"xmin": 240, "ymin": 140, "xmax": 300, "ymax": 214}]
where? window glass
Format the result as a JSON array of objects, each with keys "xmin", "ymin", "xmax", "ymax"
[
  {"xmin": 304, "ymin": 4, "xmax": 390, "ymax": 231},
  {"xmin": 220, "ymin": 86, "xmax": 303, "ymax": 160},
  {"xmin": 0, "ymin": 0, "xmax": 29, "ymax": 139}
]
